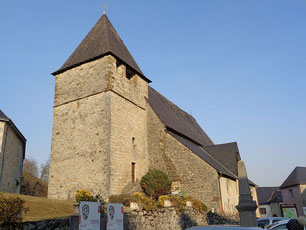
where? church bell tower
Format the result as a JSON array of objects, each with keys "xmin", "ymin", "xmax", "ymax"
[{"xmin": 48, "ymin": 13, "xmax": 151, "ymax": 200}]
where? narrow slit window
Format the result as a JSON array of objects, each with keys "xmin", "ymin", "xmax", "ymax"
[{"xmin": 131, "ymin": 162, "xmax": 136, "ymax": 183}]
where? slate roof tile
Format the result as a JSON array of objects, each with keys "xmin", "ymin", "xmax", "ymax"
[{"xmin": 147, "ymin": 87, "xmax": 214, "ymax": 147}]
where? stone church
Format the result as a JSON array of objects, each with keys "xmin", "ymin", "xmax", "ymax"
[{"xmin": 48, "ymin": 13, "xmax": 258, "ymax": 214}]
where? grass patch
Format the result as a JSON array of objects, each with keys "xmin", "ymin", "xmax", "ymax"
[{"xmin": 0, "ymin": 192, "xmax": 74, "ymax": 222}]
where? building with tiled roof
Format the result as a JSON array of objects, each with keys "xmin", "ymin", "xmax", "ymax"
[
  {"xmin": 48, "ymin": 13, "xmax": 258, "ymax": 215},
  {"xmin": 280, "ymin": 167, "xmax": 306, "ymax": 216}
]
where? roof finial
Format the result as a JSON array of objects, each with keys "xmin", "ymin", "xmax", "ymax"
[{"xmin": 103, "ymin": 0, "xmax": 106, "ymax": 15}]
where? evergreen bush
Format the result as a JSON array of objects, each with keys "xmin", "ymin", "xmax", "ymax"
[{"xmin": 140, "ymin": 169, "xmax": 171, "ymax": 199}]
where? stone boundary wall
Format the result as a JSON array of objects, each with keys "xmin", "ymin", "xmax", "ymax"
[
  {"xmin": 11, "ymin": 208, "xmax": 239, "ymax": 230},
  {"xmin": 21, "ymin": 217, "xmax": 69, "ymax": 230},
  {"xmin": 70, "ymin": 207, "xmax": 238, "ymax": 230}
]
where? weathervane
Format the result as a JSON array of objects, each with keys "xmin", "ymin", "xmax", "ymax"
[{"xmin": 103, "ymin": 0, "xmax": 106, "ymax": 15}]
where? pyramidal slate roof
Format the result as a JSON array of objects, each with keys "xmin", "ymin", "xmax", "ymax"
[
  {"xmin": 52, "ymin": 14, "xmax": 150, "ymax": 82},
  {"xmin": 147, "ymin": 87, "xmax": 214, "ymax": 146},
  {"xmin": 280, "ymin": 167, "xmax": 306, "ymax": 188}
]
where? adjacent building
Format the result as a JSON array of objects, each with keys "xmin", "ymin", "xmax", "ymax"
[
  {"xmin": 257, "ymin": 167, "xmax": 306, "ymax": 217},
  {"xmin": 48, "ymin": 13, "xmax": 258, "ymax": 214},
  {"xmin": 280, "ymin": 167, "xmax": 306, "ymax": 217},
  {"xmin": 257, "ymin": 187, "xmax": 283, "ymax": 217},
  {"xmin": 0, "ymin": 109, "xmax": 26, "ymax": 193}
]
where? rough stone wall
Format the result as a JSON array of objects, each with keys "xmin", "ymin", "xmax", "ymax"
[
  {"xmin": 48, "ymin": 92, "xmax": 112, "ymax": 199},
  {"xmin": 109, "ymin": 92, "xmax": 148, "ymax": 195},
  {"xmin": 164, "ymin": 132, "xmax": 221, "ymax": 211},
  {"xmin": 49, "ymin": 54, "xmax": 149, "ymax": 199},
  {"xmin": 53, "ymin": 56, "xmax": 115, "ymax": 107},
  {"xmin": 219, "ymin": 177, "xmax": 239, "ymax": 215},
  {"xmin": 0, "ymin": 124, "xmax": 23, "ymax": 193},
  {"xmin": 126, "ymin": 207, "xmax": 208, "ymax": 230},
  {"xmin": 23, "ymin": 218, "xmax": 69, "ymax": 230},
  {"xmin": 147, "ymin": 106, "xmax": 221, "ymax": 210},
  {"xmin": 146, "ymin": 105, "xmax": 168, "ymax": 173},
  {"xmin": 48, "ymin": 56, "xmax": 115, "ymax": 200},
  {"xmin": 108, "ymin": 62, "xmax": 148, "ymax": 195}
]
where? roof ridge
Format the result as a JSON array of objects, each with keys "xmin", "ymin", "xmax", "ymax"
[{"xmin": 204, "ymin": 142, "xmax": 237, "ymax": 147}]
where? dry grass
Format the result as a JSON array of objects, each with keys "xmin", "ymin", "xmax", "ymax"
[
  {"xmin": 21, "ymin": 172, "xmax": 48, "ymax": 197},
  {"xmin": 0, "ymin": 192, "xmax": 74, "ymax": 222}
]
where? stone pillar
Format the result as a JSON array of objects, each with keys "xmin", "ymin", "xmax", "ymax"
[{"xmin": 236, "ymin": 161, "xmax": 257, "ymax": 227}]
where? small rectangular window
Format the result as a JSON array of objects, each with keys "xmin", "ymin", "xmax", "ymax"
[{"xmin": 131, "ymin": 162, "xmax": 136, "ymax": 183}]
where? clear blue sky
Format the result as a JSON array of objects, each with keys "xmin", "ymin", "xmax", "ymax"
[{"xmin": 1, "ymin": 0, "xmax": 305, "ymax": 187}]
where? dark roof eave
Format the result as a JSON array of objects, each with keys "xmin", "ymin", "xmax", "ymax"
[
  {"xmin": 51, "ymin": 51, "xmax": 151, "ymax": 83},
  {"xmin": 280, "ymin": 183, "xmax": 304, "ymax": 189}
]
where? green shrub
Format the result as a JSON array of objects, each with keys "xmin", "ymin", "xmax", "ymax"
[
  {"xmin": 109, "ymin": 194, "xmax": 132, "ymax": 206},
  {"xmin": 132, "ymin": 192, "xmax": 157, "ymax": 211},
  {"xmin": 140, "ymin": 169, "xmax": 171, "ymax": 199},
  {"xmin": 0, "ymin": 194, "xmax": 29, "ymax": 227},
  {"xmin": 75, "ymin": 189, "xmax": 103, "ymax": 203}
]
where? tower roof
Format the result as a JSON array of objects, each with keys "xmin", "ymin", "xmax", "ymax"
[{"xmin": 52, "ymin": 14, "xmax": 150, "ymax": 82}]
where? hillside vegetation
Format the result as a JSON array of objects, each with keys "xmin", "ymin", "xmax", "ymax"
[
  {"xmin": 20, "ymin": 172, "xmax": 48, "ymax": 197},
  {"xmin": 0, "ymin": 192, "xmax": 74, "ymax": 222}
]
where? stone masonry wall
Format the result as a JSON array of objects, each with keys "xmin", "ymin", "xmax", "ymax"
[
  {"xmin": 164, "ymin": 132, "xmax": 221, "ymax": 211},
  {"xmin": 53, "ymin": 56, "xmax": 116, "ymax": 107},
  {"xmin": 109, "ymin": 93, "xmax": 148, "ymax": 195},
  {"xmin": 147, "ymin": 105, "xmax": 221, "ymax": 211},
  {"xmin": 48, "ymin": 55, "xmax": 116, "ymax": 200},
  {"xmin": 0, "ymin": 124, "xmax": 23, "ymax": 193},
  {"xmin": 48, "ymin": 92, "xmax": 111, "ymax": 199},
  {"xmin": 49, "ymin": 54, "xmax": 149, "ymax": 199},
  {"xmin": 108, "ymin": 61, "xmax": 149, "ymax": 195}
]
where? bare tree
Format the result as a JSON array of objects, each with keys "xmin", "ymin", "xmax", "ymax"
[
  {"xmin": 23, "ymin": 157, "xmax": 39, "ymax": 177},
  {"xmin": 40, "ymin": 159, "xmax": 49, "ymax": 182}
]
